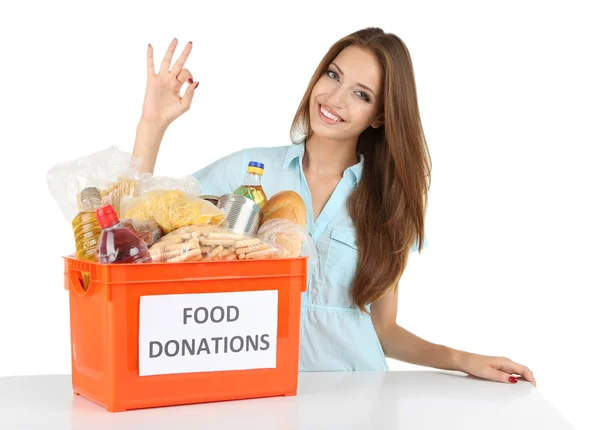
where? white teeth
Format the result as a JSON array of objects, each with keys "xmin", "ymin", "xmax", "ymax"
[{"xmin": 320, "ymin": 105, "xmax": 342, "ymax": 122}]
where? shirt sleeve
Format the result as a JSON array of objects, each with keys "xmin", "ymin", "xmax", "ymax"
[
  {"xmin": 191, "ymin": 149, "xmax": 246, "ymax": 197},
  {"xmin": 410, "ymin": 236, "xmax": 429, "ymax": 253}
]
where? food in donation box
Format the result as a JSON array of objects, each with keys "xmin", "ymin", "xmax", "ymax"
[
  {"xmin": 234, "ymin": 161, "xmax": 268, "ymax": 208},
  {"xmin": 123, "ymin": 190, "xmax": 225, "ymax": 234},
  {"xmin": 217, "ymin": 193, "xmax": 263, "ymax": 235},
  {"xmin": 72, "ymin": 187, "xmax": 103, "ymax": 263},
  {"xmin": 99, "ymin": 177, "xmax": 139, "ymax": 217},
  {"xmin": 149, "ymin": 225, "xmax": 281, "ymax": 263},
  {"xmin": 258, "ymin": 190, "xmax": 307, "ymax": 257},
  {"xmin": 120, "ymin": 218, "xmax": 164, "ymax": 247},
  {"xmin": 96, "ymin": 205, "xmax": 152, "ymax": 264},
  {"xmin": 51, "ymin": 146, "xmax": 317, "ymax": 267},
  {"xmin": 71, "ymin": 186, "xmax": 104, "ymax": 290}
]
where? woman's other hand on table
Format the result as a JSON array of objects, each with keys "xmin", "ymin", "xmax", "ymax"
[{"xmin": 457, "ymin": 352, "xmax": 537, "ymax": 387}]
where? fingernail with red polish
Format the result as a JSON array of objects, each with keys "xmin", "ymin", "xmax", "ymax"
[
  {"xmin": 509, "ymin": 377, "xmax": 518, "ymax": 384},
  {"xmin": 194, "ymin": 82, "xmax": 199, "ymax": 89},
  {"xmin": 188, "ymin": 78, "xmax": 193, "ymax": 84}
]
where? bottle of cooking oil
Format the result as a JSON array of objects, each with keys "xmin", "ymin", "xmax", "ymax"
[
  {"xmin": 72, "ymin": 187, "xmax": 103, "ymax": 291},
  {"xmin": 234, "ymin": 161, "xmax": 268, "ymax": 208},
  {"xmin": 72, "ymin": 187, "xmax": 103, "ymax": 262}
]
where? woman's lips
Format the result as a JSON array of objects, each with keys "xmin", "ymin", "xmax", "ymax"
[{"xmin": 318, "ymin": 104, "xmax": 345, "ymax": 124}]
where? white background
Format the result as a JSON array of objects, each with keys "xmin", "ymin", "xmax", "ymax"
[{"xmin": 0, "ymin": 1, "xmax": 598, "ymax": 429}]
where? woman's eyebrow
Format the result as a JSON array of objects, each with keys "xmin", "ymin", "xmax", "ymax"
[{"xmin": 331, "ymin": 62, "xmax": 375, "ymax": 96}]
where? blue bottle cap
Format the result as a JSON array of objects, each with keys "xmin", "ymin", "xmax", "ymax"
[{"xmin": 248, "ymin": 161, "xmax": 264, "ymax": 169}]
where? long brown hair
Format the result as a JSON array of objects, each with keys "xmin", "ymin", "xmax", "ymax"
[{"xmin": 290, "ymin": 27, "xmax": 432, "ymax": 312}]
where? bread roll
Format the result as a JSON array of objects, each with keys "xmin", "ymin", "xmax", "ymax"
[{"xmin": 260, "ymin": 191, "xmax": 306, "ymax": 227}]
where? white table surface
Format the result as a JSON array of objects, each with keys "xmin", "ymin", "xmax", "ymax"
[{"xmin": 0, "ymin": 371, "xmax": 573, "ymax": 430}]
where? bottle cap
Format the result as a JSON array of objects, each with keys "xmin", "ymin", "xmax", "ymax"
[
  {"xmin": 95, "ymin": 204, "xmax": 120, "ymax": 229},
  {"xmin": 80, "ymin": 187, "xmax": 101, "ymax": 203},
  {"xmin": 247, "ymin": 161, "xmax": 264, "ymax": 175}
]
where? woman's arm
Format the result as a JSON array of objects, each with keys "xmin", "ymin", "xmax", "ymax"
[
  {"xmin": 370, "ymin": 287, "xmax": 463, "ymax": 371},
  {"xmin": 133, "ymin": 121, "xmax": 167, "ymax": 174},
  {"xmin": 371, "ymin": 286, "xmax": 537, "ymax": 386}
]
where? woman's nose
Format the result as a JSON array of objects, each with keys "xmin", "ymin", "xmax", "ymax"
[{"xmin": 326, "ymin": 86, "xmax": 346, "ymax": 109}]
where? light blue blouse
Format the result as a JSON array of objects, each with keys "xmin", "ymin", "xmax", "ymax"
[{"xmin": 192, "ymin": 141, "xmax": 423, "ymax": 371}]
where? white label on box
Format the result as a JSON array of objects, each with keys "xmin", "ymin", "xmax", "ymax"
[{"xmin": 139, "ymin": 290, "xmax": 278, "ymax": 376}]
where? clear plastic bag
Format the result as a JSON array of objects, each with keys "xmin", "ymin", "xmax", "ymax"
[
  {"xmin": 136, "ymin": 174, "xmax": 203, "ymax": 196},
  {"xmin": 120, "ymin": 218, "xmax": 164, "ymax": 247},
  {"xmin": 148, "ymin": 225, "xmax": 281, "ymax": 263},
  {"xmin": 123, "ymin": 190, "xmax": 226, "ymax": 234},
  {"xmin": 47, "ymin": 146, "xmax": 142, "ymax": 222},
  {"xmin": 47, "ymin": 146, "xmax": 205, "ymax": 224},
  {"xmin": 257, "ymin": 218, "xmax": 318, "ymax": 267}
]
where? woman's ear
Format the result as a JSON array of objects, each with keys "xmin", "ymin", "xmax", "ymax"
[{"xmin": 371, "ymin": 112, "xmax": 385, "ymax": 129}]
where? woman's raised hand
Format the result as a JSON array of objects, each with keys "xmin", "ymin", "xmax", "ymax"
[{"xmin": 140, "ymin": 38, "xmax": 199, "ymax": 128}]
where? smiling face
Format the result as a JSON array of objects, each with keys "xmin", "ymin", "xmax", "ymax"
[{"xmin": 309, "ymin": 45, "xmax": 384, "ymax": 141}]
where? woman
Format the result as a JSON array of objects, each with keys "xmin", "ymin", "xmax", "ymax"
[{"xmin": 133, "ymin": 28, "xmax": 536, "ymax": 386}]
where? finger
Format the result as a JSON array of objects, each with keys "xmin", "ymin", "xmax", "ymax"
[
  {"xmin": 160, "ymin": 38, "xmax": 178, "ymax": 74},
  {"xmin": 486, "ymin": 368, "xmax": 518, "ymax": 384},
  {"xmin": 170, "ymin": 41, "xmax": 193, "ymax": 77},
  {"xmin": 500, "ymin": 362, "xmax": 537, "ymax": 387},
  {"xmin": 175, "ymin": 69, "xmax": 194, "ymax": 85},
  {"xmin": 181, "ymin": 81, "xmax": 199, "ymax": 112},
  {"xmin": 513, "ymin": 366, "xmax": 536, "ymax": 387},
  {"xmin": 147, "ymin": 43, "xmax": 155, "ymax": 76}
]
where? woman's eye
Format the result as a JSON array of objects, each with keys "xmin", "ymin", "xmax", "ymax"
[
  {"xmin": 326, "ymin": 70, "xmax": 370, "ymax": 102},
  {"xmin": 327, "ymin": 70, "xmax": 339, "ymax": 80},
  {"xmin": 356, "ymin": 91, "xmax": 370, "ymax": 102}
]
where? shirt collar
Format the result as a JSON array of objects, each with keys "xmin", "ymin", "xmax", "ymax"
[
  {"xmin": 348, "ymin": 152, "xmax": 364, "ymax": 184},
  {"xmin": 282, "ymin": 141, "xmax": 305, "ymax": 169},
  {"xmin": 283, "ymin": 140, "xmax": 364, "ymax": 184}
]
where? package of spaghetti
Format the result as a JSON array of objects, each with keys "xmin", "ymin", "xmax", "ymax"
[
  {"xmin": 100, "ymin": 176, "xmax": 141, "ymax": 217},
  {"xmin": 148, "ymin": 225, "xmax": 280, "ymax": 263},
  {"xmin": 122, "ymin": 190, "xmax": 225, "ymax": 234}
]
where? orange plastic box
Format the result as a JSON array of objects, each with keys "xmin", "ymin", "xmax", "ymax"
[{"xmin": 63, "ymin": 256, "xmax": 307, "ymax": 412}]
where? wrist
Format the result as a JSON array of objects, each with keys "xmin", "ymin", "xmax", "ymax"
[
  {"xmin": 137, "ymin": 119, "xmax": 169, "ymax": 134},
  {"xmin": 447, "ymin": 347, "xmax": 467, "ymax": 373}
]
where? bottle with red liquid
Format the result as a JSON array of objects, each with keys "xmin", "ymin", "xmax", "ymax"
[{"xmin": 95, "ymin": 204, "xmax": 152, "ymax": 264}]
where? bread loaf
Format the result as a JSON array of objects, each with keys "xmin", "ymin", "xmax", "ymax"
[{"xmin": 260, "ymin": 191, "xmax": 306, "ymax": 227}]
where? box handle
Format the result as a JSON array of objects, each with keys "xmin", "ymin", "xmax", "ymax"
[{"xmin": 68, "ymin": 259, "xmax": 97, "ymax": 297}]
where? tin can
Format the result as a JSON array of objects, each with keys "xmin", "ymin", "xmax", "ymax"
[{"xmin": 217, "ymin": 193, "xmax": 263, "ymax": 235}]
